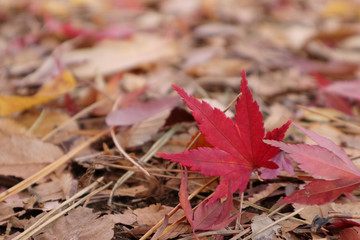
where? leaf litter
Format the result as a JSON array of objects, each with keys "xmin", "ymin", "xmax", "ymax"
[{"xmin": 1, "ymin": 0, "xmax": 360, "ymax": 239}]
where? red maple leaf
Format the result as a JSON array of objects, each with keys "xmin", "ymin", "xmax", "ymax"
[
  {"xmin": 313, "ymin": 73, "xmax": 354, "ymax": 115},
  {"xmin": 267, "ymin": 123, "xmax": 360, "ymax": 204},
  {"xmin": 159, "ymin": 70, "xmax": 291, "ymax": 203},
  {"xmin": 179, "ymin": 169, "xmax": 239, "ymax": 240}
]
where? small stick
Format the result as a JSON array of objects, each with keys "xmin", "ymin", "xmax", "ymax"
[
  {"xmin": 236, "ymin": 192, "xmax": 245, "ymax": 230},
  {"xmin": 108, "ymin": 124, "xmax": 181, "ymax": 205}
]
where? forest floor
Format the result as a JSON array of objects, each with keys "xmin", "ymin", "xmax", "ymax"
[{"xmin": 1, "ymin": 0, "xmax": 360, "ymax": 239}]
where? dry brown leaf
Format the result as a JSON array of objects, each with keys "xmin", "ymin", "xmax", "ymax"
[
  {"xmin": 186, "ymin": 58, "xmax": 252, "ymax": 77},
  {"xmin": 273, "ymin": 215, "xmax": 302, "ymax": 233},
  {"xmin": 103, "ymin": 185, "xmax": 148, "ymax": 197},
  {"xmin": 251, "ymin": 214, "xmax": 281, "ymax": 240},
  {"xmin": 125, "ymin": 203, "xmax": 183, "ymax": 226},
  {"xmin": 247, "ymin": 70, "xmax": 316, "ymax": 98},
  {"xmin": 29, "ymin": 206, "xmax": 114, "ymax": 240},
  {"xmin": 32, "ymin": 173, "xmax": 73, "ymax": 202},
  {"xmin": 117, "ymin": 109, "xmax": 172, "ymax": 148},
  {"xmin": 0, "ymin": 118, "xmax": 27, "ymax": 136},
  {"xmin": 293, "ymin": 203, "xmax": 333, "ymax": 223},
  {"xmin": 159, "ymin": 222, "xmax": 192, "ymax": 240},
  {"xmin": 305, "ymin": 123, "xmax": 344, "ymax": 145},
  {"xmin": 0, "ymin": 202, "xmax": 15, "ymax": 224},
  {"xmin": 264, "ymin": 103, "xmax": 293, "ymax": 132},
  {"xmin": 248, "ymin": 183, "xmax": 286, "ymax": 204},
  {"xmin": 64, "ymin": 34, "xmax": 178, "ymax": 78},
  {"xmin": 0, "ymin": 134, "xmax": 63, "ymax": 179},
  {"xmin": 331, "ymin": 201, "xmax": 360, "ymax": 215},
  {"xmin": 300, "ymin": 107, "xmax": 347, "ymax": 122},
  {"xmin": 110, "ymin": 212, "xmax": 137, "ymax": 226}
]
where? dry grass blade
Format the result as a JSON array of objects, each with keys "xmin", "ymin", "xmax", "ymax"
[
  {"xmin": 27, "ymin": 109, "xmax": 47, "ymax": 135},
  {"xmin": 108, "ymin": 96, "xmax": 150, "ymax": 177},
  {"xmin": 42, "ymin": 97, "xmax": 111, "ymax": 141},
  {"xmin": 242, "ymin": 207, "xmax": 304, "ymax": 240},
  {"xmin": 12, "ymin": 177, "xmax": 105, "ymax": 240},
  {"xmin": 108, "ymin": 124, "xmax": 181, "ymax": 205},
  {"xmin": 229, "ymin": 228, "xmax": 251, "ymax": 240},
  {"xmin": 236, "ymin": 192, "xmax": 244, "ymax": 229},
  {"xmin": 178, "ymin": 229, "xmax": 244, "ymax": 240},
  {"xmin": 110, "ymin": 127, "xmax": 150, "ymax": 177},
  {"xmin": 16, "ymin": 181, "xmax": 112, "ymax": 240},
  {"xmin": 242, "ymin": 201, "xmax": 309, "ymax": 225},
  {"xmin": 296, "ymin": 105, "xmax": 360, "ymax": 132},
  {"xmin": 0, "ymin": 129, "xmax": 108, "ymax": 202}
]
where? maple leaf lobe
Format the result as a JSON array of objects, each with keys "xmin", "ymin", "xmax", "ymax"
[{"xmin": 161, "ymin": 70, "xmax": 290, "ymax": 203}]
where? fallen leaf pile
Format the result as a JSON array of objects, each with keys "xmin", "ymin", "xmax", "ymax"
[{"xmin": 1, "ymin": 0, "xmax": 360, "ymax": 239}]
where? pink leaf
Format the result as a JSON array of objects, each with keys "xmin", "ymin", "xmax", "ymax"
[
  {"xmin": 284, "ymin": 178, "xmax": 360, "ymax": 205},
  {"xmin": 266, "ymin": 141, "xmax": 359, "ymax": 180},
  {"xmin": 325, "ymin": 80, "xmax": 360, "ymax": 101},
  {"xmin": 261, "ymin": 151, "xmax": 294, "ymax": 179},
  {"xmin": 106, "ymin": 97, "xmax": 179, "ymax": 126},
  {"xmin": 267, "ymin": 125, "xmax": 360, "ymax": 205},
  {"xmin": 292, "ymin": 123, "xmax": 354, "ymax": 168}
]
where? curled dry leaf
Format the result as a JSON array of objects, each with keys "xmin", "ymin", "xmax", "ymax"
[{"xmin": 179, "ymin": 168, "xmax": 239, "ymax": 240}]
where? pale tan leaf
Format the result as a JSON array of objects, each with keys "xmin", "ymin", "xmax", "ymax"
[
  {"xmin": 118, "ymin": 109, "xmax": 171, "ymax": 148},
  {"xmin": 102, "ymin": 185, "xmax": 148, "ymax": 197},
  {"xmin": 0, "ymin": 135, "xmax": 63, "ymax": 178},
  {"xmin": 248, "ymin": 183, "xmax": 286, "ymax": 204},
  {"xmin": 331, "ymin": 201, "xmax": 360, "ymax": 215},
  {"xmin": 32, "ymin": 173, "xmax": 73, "ymax": 202},
  {"xmin": 124, "ymin": 203, "xmax": 183, "ymax": 226},
  {"xmin": 30, "ymin": 206, "xmax": 114, "ymax": 240},
  {"xmin": 293, "ymin": 203, "xmax": 333, "ymax": 223},
  {"xmin": 110, "ymin": 213, "xmax": 137, "ymax": 226},
  {"xmin": 64, "ymin": 34, "xmax": 178, "ymax": 78},
  {"xmin": 251, "ymin": 214, "xmax": 281, "ymax": 240}
]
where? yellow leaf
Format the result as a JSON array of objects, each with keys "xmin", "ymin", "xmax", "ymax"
[
  {"xmin": 0, "ymin": 70, "xmax": 76, "ymax": 116},
  {"xmin": 322, "ymin": 1, "xmax": 357, "ymax": 18}
]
